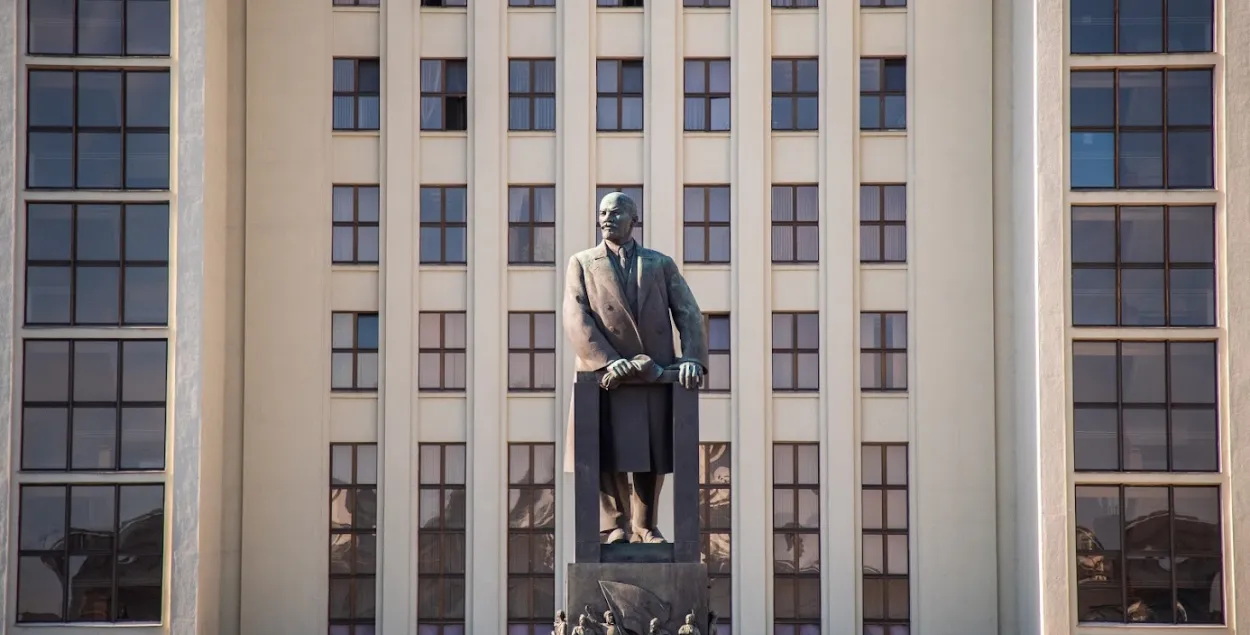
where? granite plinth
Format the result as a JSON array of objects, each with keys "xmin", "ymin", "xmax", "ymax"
[{"xmin": 568, "ymin": 562, "xmax": 709, "ymax": 635}]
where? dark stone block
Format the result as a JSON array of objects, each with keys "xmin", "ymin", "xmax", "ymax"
[
  {"xmin": 568, "ymin": 562, "xmax": 709, "ymax": 635},
  {"xmin": 601, "ymin": 543, "xmax": 674, "ymax": 564}
]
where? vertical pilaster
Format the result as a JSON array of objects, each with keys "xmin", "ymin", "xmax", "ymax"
[
  {"xmin": 645, "ymin": 0, "xmax": 680, "ymax": 258},
  {"xmin": 467, "ymin": 0, "xmax": 507, "ymax": 632},
  {"xmin": 0, "ymin": 0, "xmax": 17, "ymax": 620},
  {"xmin": 731, "ymin": 1, "xmax": 769, "ymax": 633}
]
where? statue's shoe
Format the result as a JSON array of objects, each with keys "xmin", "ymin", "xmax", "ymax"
[
  {"xmin": 601, "ymin": 528, "xmax": 627, "ymax": 544},
  {"xmin": 629, "ymin": 527, "xmax": 667, "ymax": 544}
]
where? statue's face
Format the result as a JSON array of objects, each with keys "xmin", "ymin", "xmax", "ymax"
[
  {"xmin": 598, "ymin": 195, "xmax": 635, "ymax": 243},
  {"xmin": 579, "ymin": 616, "xmax": 588, "ymax": 626}
]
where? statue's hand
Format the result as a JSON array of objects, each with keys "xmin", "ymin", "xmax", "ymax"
[
  {"xmin": 677, "ymin": 361, "xmax": 704, "ymax": 390},
  {"xmin": 601, "ymin": 358, "xmax": 635, "ymax": 390}
]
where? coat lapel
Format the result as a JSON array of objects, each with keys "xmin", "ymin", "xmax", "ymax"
[
  {"xmin": 590, "ymin": 243, "xmax": 644, "ymax": 346},
  {"xmin": 636, "ymin": 250, "xmax": 655, "ymax": 314}
]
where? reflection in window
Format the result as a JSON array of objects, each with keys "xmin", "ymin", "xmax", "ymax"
[
  {"xmin": 683, "ymin": 185, "xmax": 731, "ymax": 264},
  {"xmin": 332, "ymin": 185, "xmax": 380, "ymax": 265},
  {"xmin": 27, "ymin": 69, "xmax": 171, "ymax": 190},
  {"xmin": 507, "ymin": 443, "xmax": 557, "ymax": 635},
  {"xmin": 25, "ymin": 202, "xmax": 169, "ymax": 326},
  {"xmin": 772, "ymin": 312, "xmax": 819, "ymax": 392},
  {"xmin": 771, "ymin": 184, "xmax": 819, "ymax": 263},
  {"xmin": 861, "ymin": 312, "xmax": 907, "ymax": 391},
  {"xmin": 17, "ymin": 484, "xmax": 164, "ymax": 623},
  {"xmin": 597, "ymin": 59, "xmax": 644, "ymax": 131},
  {"xmin": 509, "ymin": 59, "xmax": 556, "ymax": 131},
  {"xmin": 859, "ymin": 185, "xmax": 906, "ymax": 263},
  {"xmin": 421, "ymin": 59, "xmax": 468, "ymax": 131},
  {"xmin": 1072, "ymin": 340, "xmax": 1218, "ymax": 472},
  {"xmin": 771, "ymin": 58, "xmax": 818, "ymax": 131},
  {"xmin": 1070, "ymin": 69, "xmax": 1214, "ymax": 190},
  {"xmin": 702, "ymin": 314, "xmax": 731, "ymax": 392},
  {"xmin": 508, "ymin": 312, "xmax": 556, "ymax": 391},
  {"xmin": 860, "ymin": 58, "xmax": 906, "ymax": 131},
  {"xmin": 21, "ymin": 339, "xmax": 167, "ymax": 471},
  {"xmin": 418, "ymin": 444, "xmax": 468, "ymax": 635},
  {"xmin": 700, "ymin": 443, "xmax": 732, "ymax": 628},
  {"xmin": 27, "ymin": 0, "xmax": 171, "ymax": 55},
  {"xmin": 331, "ymin": 312, "xmax": 380, "ymax": 391},
  {"xmin": 1070, "ymin": 0, "xmax": 1213, "ymax": 54},
  {"xmin": 684, "ymin": 59, "xmax": 731, "ymax": 132},
  {"xmin": 418, "ymin": 312, "xmax": 467, "ymax": 391},
  {"xmin": 595, "ymin": 186, "xmax": 644, "ymax": 246},
  {"xmin": 330, "ymin": 444, "xmax": 378, "ymax": 635},
  {"xmin": 1075, "ymin": 485, "xmax": 1222, "ymax": 624},
  {"xmin": 508, "ymin": 186, "xmax": 556, "ymax": 264},
  {"xmin": 332, "ymin": 59, "xmax": 381, "ymax": 131},
  {"xmin": 773, "ymin": 443, "xmax": 820, "ymax": 635},
  {"xmin": 862, "ymin": 444, "xmax": 910, "ymax": 635},
  {"xmin": 420, "ymin": 186, "xmax": 468, "ymax": 264},
  {"xmin": 1072, "ymin": 205, "xmax": 1215, "ymax": 327}
]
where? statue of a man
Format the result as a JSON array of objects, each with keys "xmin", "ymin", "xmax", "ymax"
[
  {"xmin": 602, "ymin": 610, "xmax": 618, "ymax": 635},
  {"xmin": 648, "ymin": 617, "xmax": 672, "ymax": 635},
  {"xmin": 572, "ymin": 613, "xmax": 598, "ymax": 635},
  {"xmin": 553, "ymin": 610, "xmax": 568, "ymax": 635},
  {"xmin": 563, "ymin": 191, "xmax": 708, "ymax": 544},
  {"xmin": 677, "ymin": 610, "xmax": 700, "ymax": 635}
]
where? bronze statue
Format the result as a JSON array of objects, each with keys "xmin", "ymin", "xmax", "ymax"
[
  {"xmin": 602, "ymin": 609, "xmax": 619, "ymax": 635},
  {"xmin": 648, "ymin": 617, "xmax": 672, "ymax": 635},
  {"xmin": 553, "ymin": 610, "xmax": 568, "ymax": 635},
  {"xmin": 572, "ymin": 612, "xmax": 598, "ymax": 635},
  {"xmin": 677, "ymin": 609, "xmax": 700, "ymax": 635},
  {"xmin": 563, "ymin": 191, "xmax": 708, "ymax": 545}
]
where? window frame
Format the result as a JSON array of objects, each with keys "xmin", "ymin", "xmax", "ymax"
[
  {"xmin": 507, "ymin": 312, "xmax": 557, "ymax": 392},
  {"xmin": 683, "ymin": 0, "xmax": 730, "ymax": 6},
  {"xmin": 419, "ymin": 185, "xmax": 468, "ymax": 265},
  {"xmin": 772, "ymin": 0, "xmax": 818, "ymax": 6},
  {"xmin": 699, "ymin": 442, "xmax": 732, "ymax": 628},
  {"xmin": 683, "ymin": 185, "xmax": 731, "ymax": 264},
  {"xmin": 1069, "ymin": 0, "xmax": 1214, "ymax": 55},
  {"xmin": 418, "ymin": 311, "xmax": 467, "ymax": 392},
  {"xmin": 507, "ymin": 185, "xmax": 557, "ymax": 265},
  {"xmin": 770, "ymin": 57, "xmax": 819, "ymax": 132},
  {"xmin": 331, "ymin": 312, "xmax": 379, "ymax": 392},
  {"xmin": 683, "ymin": 58, "xmax": 731, "ymax": 132},
  {"xmin": 509, "ymin": 0, "xmax": 556, "ymax": 5},
  {"xmin": 332, "ymin": 58, "xmax": 381, "ymax": 132},
  {"xmin": 861, "ymin": 443, "xmax": 911, "ymax": 633},
  {"xmin": 771, "ymin": 311, "xmax": 820, "ymax": 392},
  {"xmin": 596, "ymin": 58, "xmax": 645, "ymax": 132},
  {"xmin": 329, "ymin": 443, "xmax": 378, "ymax": 635},
  {"xmin": 506, "ymin": 443, "xmax": 558, "ymax": 635},
  {"xmin": 859, "ymin": 57, "xmax": 907, "ymax": 131},
  {"xmin": 702, "ymin": 313, "xmax": 731, "ymax": 392},
  {"xmin": 417, "ymin": 443, "xmax": 468, "ymax": 635},
  {"xmin": 597, "ymin": 0, "xmax": 643, "ymax": 6},
  {"xmin": 420, "ymin": 58, "xmax": 469, "ymax": 132},
  {"xmin": 770, "ymin": 184, "xmax": 820, "ymax": 264},
  {"xmin": 421, "ymin": 0, "xmax": 467, "ymax": 5},
  {"xmin": 858, "ymin": 184, "xmax": 907, "ymax": 264},
  {"xmin": 508, "ymin": 58, "xmax": 557, "ymax": 132},
  {"xmin": 772, "ymin": 442, "xmax": 821, "ymax": 631},
  {"xmin": 332, "ymin": 185, "xmax": 381, "ymax": 265},
  {"xmin": 860, "ymin": 0, "xmax": 906, "ymax": 6},
  {"xmin": 860, "ymin": 311, "xmax": 908, "ymax": 392},
  {"xmin": 26, "ymin": 0, "xmax": 173, "ymax": 56}
]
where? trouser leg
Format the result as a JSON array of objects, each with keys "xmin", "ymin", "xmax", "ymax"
[
  {"xmin": 598, "ymin": 471, "xmax": 631, "ymax": 533},
  {"xmin": 629, "ymin": 471, "xmax": 665, "ymax": 531}
]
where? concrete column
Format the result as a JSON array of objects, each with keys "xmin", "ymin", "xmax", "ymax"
[
  {"xmin": 645, "ymin": 0, "xmax": 680, "ymax": 258},
  {"xmin": 0, "ymin": 0, "xmax": 17, "ymax": 621}
]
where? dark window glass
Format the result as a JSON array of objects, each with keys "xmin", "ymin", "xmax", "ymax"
[
  {"xmin": 861, "ymin": 312, "xmax": 907, "ymax": 391},
  {"xmin": 702, "ymin": 314, "xmax": 731, "ymax": 391},
  {"xmin": 421, "ymin": 0, "xmax": 466, "ymax": 5},
  {"xmin": 420, "ymin": 59, "xmax": 468, "ymax": 131},
  {"xmin": 771, "ymin": 58, "xmax": 819, "ymax": 131},
  {"xmin": 331, "ymin": 312, "xmax": 380, "ymax": 391},
  {"xmin": 598, "ymin": 0, "xmax": 643, "ymax": 5},
  {"xmin": 1071, "ymin": 205, "xmax": 1215, "ymax": 327},
  {"xmin": 596, "ymin": 59, "xmax": 644, "ymax": 131},
  {"xmin": 1070, "ymin": 68, "xmax": 1213, "ymax": 190},
  {"xmin": 418, "ymin": 312, "xmax": 467, "ymax": 392},
  {"xmin": 509, "ymin": 59, "xmax": 557, "ymax": 131},
  {"xmin": 862, "ymin": 444, "xmax": 910, "ymax": 634},
  {"xmin": 420, "ymin": 186, "xmax": 468, "ymax": 264},
  {"xmin": 334, "ymin": 0, "xmax": 379, "ymax": 8},
  {"xmin": 333, "ymin": 58, "xmax": 381, "ymax": 131},
  {"xmin": 861, "ymin": 0, "xmax": 906, "ymax": 6},
  {"xmin": 685, "ymin": 0, "xmax": 730, "ymax": 6},
  {"xmin": 1071, "ymin": 0, "xmax": 1213, "ymax": 54},
  {"xmin": 418, "ymin": 444, "xmax": 468, "ymax": 635},
  {"xmin": 595, "ymin": 186, "xmax": 644, "ymax": 246},
  {"xmin": 25, "ymin": 202, "xmax": 169, "ymax": 326},
  {"xmin": 332, "ymin": 185, "xmax": 380, "ymax": 265},
  {"xmin": 28, "ymin": 0, "xmax": 171, "ymax": 56},
  {"xmin": 510, "ymin": 0, "xmax": 555, "ymax": 5},
  {"xmin": 507, "ymin": 443, "xmax": 557, "ymax": 635},
  {"xmin": 329, "ymin": 443, "xmax": 378, "ymax": 635},
  {"xmin": 773, "ymin": 443, "xmax": 820, "ymax": 633},
  {"xmin": 860, "ymin": 58, "xmax": 907, "ymax": 131},
  {"xmin": 773, "ymin": 0, "xmax": 817, "ymax": 6},
  {"xmin": 507, "ymin": 312, "xmax": 556, "ymax": 392},
  {"xmin": 17, "ymin": 484, "xmax": 164, "ymax": 623},
  {"xmin": 700, "ymin": 443, "xmax": 732, "ymax": 627},
  {"xmin": 771, "ymin": 312, "xmax": 819, "ymax": 392},
  {"xmin": 1075, "ymin": 485, "xmax": 1222, "ymax": 624},
  {"xmin": 683, "ymin": 185, "xmax": 730, "ymax": 264},
  {"xmin": 508, "ymin": 186, "xmax": 557, "ymax": 264},
  {"xmin": 684, "ymin": 59, "xmax": 731, "ymax": 132},
  {"xmin": 21, "ymin": 338, "xmax": 167, "ymax": 471},
  {"xmin": 859, "ymin": 184, "xmax": 906, "ymax": 263},
  {"xmin": 27, "ymin": 69, "xmax": 170, "ymax": 190},
  {"xmin": 771, "ymin": 184, "xmax": 819, "ymax": 263},
  {"xmin": 1072, "ymin": 340, "xmax": 1218, "ymax": 472}
]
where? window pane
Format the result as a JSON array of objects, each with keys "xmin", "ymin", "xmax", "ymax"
[{"xmin": 126, "ymin": 0, "xmax": 171, "ymax": 55}]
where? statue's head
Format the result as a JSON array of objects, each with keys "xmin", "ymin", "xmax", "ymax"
[
  {"xmin": 686, "ymin": 613, "xmax": 695, "ymax": 624},
  {"xmin": 598, "ymin": 191, "xmax": 638, "ymax": 244},
  {"xmin": 604, "ymin": 611, "xmax": 614, "ymax": 624},
  {"xmin": 556, "ymin": 610, "xmax": 566, "ymax": 620},
  {"xmin": 649, "ymin": 617, "xmax": 660, "ymax": 630},
  {"xmin": 579, "ymin": 615, "xmax": 588, "ymax": 626}
]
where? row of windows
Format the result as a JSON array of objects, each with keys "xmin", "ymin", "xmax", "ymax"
[
  {"xmin": 370, "ymin": 0, "xmax": 905, "ymax": 8},
  {"xmin": 333, "ymin": 57, "xmax": 908, "ymax": 133}
]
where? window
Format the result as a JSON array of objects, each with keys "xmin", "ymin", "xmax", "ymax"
[
  {"xmin": 418, "ymin": 444, "xmax": 467, "ymax": 635},
  {"xmin": 595, "ymin": 186, "xmax": 644, "ymax": 246},
  {"xmin": 860, "ymin": 312, "xmax": 907, "ymax": 391},
  {"xmin": 1072, "ymin": 340, "xmax": 1217, "ymax": 472},
  {"xmin": 330, "ymin": 444, "xmax": 378, "ymax": 635},
  {"xmin": 771, "ymin": 58, "xmax": 818, "ymax": 131},
  {"xmin": 1071, "ymin": 69, "xmax": 1214, "ymax": 190},
  {"xmin": 862, "ymin": 444, "xmax": 910, "ymax": 635},
  {"xmin": 335, "ymin": 0, "xmax": 379, "ymax": 7},
  {"xmin": 700, "ymin": 443, "xmax": 732, "ymax": 627},
  {"xmin": 332, "ymin": 59, "xmax": 380, "ymax": 131},
  {"xmin": 773, "ymin": 443, "xmax": 820, "ymax": 634},
  {"xmin": 509, "ymin": 59, "xmax": 556, "ymax": 131},
  {"xmin": 596, "ymin": 59, "xmax": 644, "ymax": 131},
  {"xmin": 418, "ymin": 312, "xmax": 467, "ymax": 391},
  {"xmin": 421, "ymin": 59, "xmax": 469, "ymax": 131},
  {"xmin": 1075, "ymin": 485, "xmax": 1222, "ymax": 624},
  {"xmin": 422, "ymin": 0, "xmax": 466, "ymax": 5},
  {"xmin": 507, "ymin": 443, "xmax": 557, "ymax": 635},
  {"xmin": 598, "ymin": 0, "xmax": 642, "ymax": 5},
  {"xmin": 508, "ymin": 186, "xmax": 556, "ymax": 265},
  {"xmin": 28, "ymin": 0, "xmax": 170, "ymax": 55},
  {"xmin": 703, "ymin": 314, "xmax": 731, "ymax": 391},
  {"xmin": 1072, "ymin": 205, "xmax": 1215, "ymax": 327},
  {"xmin": 861, "ymin": 0, "xmax": 905, "ymax": 6},
  {"xmin": 859, "ymin": 185, "xmax": 906, "ymax": 263},
  {"xmin": 772, "ymin": 312, "xmax": 819, "ymax": 392},
  {"xmin": 27, "ymin": 69, "xmax": 170, "ymax": 190},
  {"xmin": 773, "ymin": 0, "xmax": 817, "ymax": 6},
  {"xmin": 332, "ymin": 186, "xmax": 380, "ymax": 265},
  {"xmin": 21, "ymin": 339, "xmax": 167, "ymax": 471},
  {"xmin": 771, "ymin": 184, "xmax": 819, "ymax": 263},
  {"xmin": 508, "ymin": 312, "xmax": 556, "ymax": 392},
  {"xmin": 331, "ymin": 312, "xmax": 379, "ymax": 391},
  {"xmin": 1071, "ymin": 0, "xmax": 1213, "ymax": 54},
  {"xmin": 419, "ymin": 186, "xmax": 468, "ymax": 264},
  {"xmin": 683, "ymin": 185, "xmax": 730, "ymax": 264},
  {"xmin": 510, "ymin": 0, "xmax": 555, "ymax": 5},
  {"xmin": 25, "ymin": 202, "xmax": 169, "ymax": 326},
  {"xmin": 17, "ymin": 484, "xmax": 164, "ymax": 623},
  {"xmin": 685, "ymin": 0, "xmax": 729, "ymax": 6},
  {"xmin": 860, "ymin": 58, "xmax": 906, "ymax": 131},
  {"xmin": 684, "ymin": 59, "xmax": 731, "ymax": 132}
]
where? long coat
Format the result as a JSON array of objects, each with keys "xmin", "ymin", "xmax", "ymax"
[{"xmin": 562, "ymin": 242, "xmax": 708, "ymax": 474}]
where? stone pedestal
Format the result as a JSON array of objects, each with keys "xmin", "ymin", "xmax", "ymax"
[{"xmin": 568, "ymin": 562, "xmax": 709, "ymax": 635}]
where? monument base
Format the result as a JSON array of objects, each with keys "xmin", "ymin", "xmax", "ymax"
[{"xmin": 567, "ymin": 562, "xmax": 709, "ymax": 634}]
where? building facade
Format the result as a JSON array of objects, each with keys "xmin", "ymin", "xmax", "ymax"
[{"xmin": 0, "ymin": 0, "xmax": 1247, "ymax": 633}]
